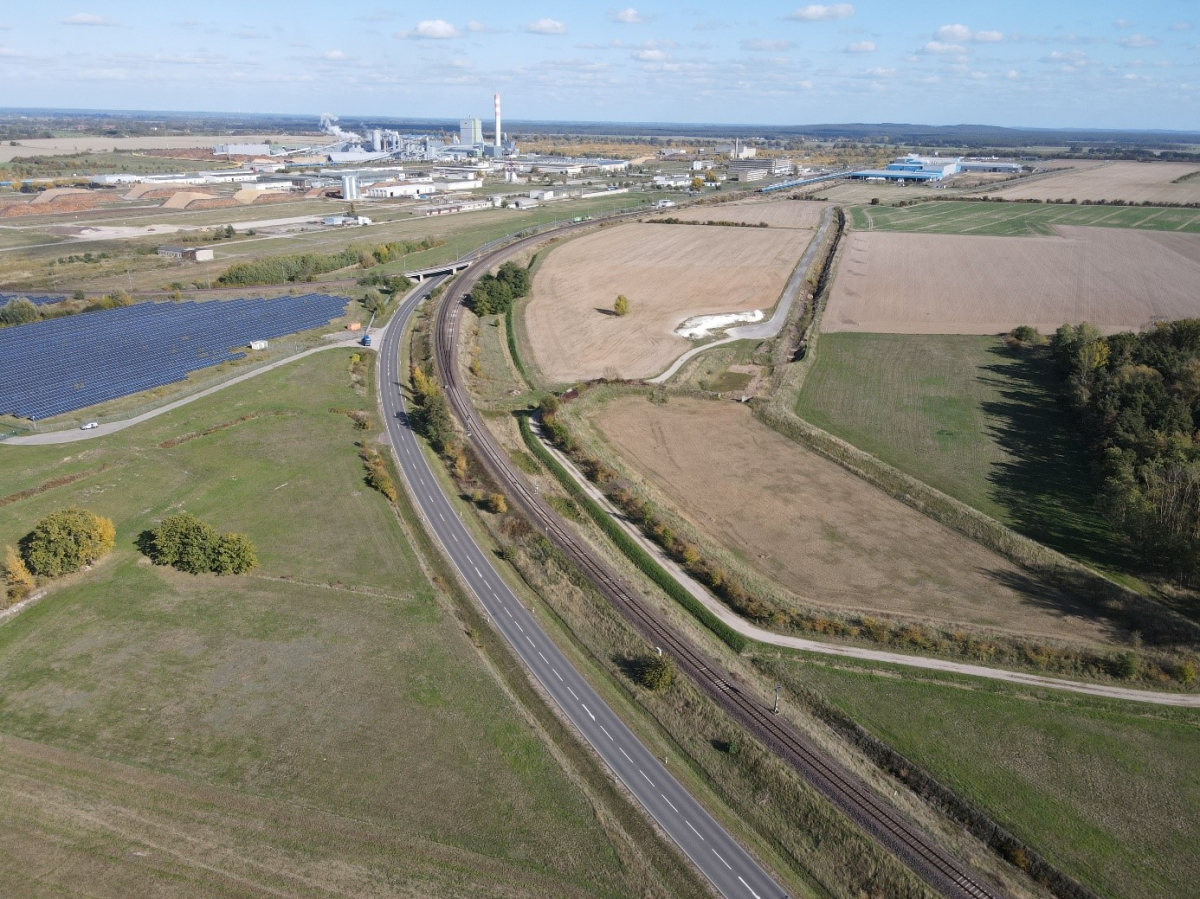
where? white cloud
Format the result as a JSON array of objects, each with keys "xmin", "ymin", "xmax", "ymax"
[
  {"xmin": 525, "ymin": 18, "xmax": 567, "ymax": 35},
  {"xmin": 846, "ymin": 40, "xmax": 875, "ymax": 52},
  {"xmin": 62, "ymin": 13, "xmax": 116, "ymax": 26},
  {"xmin": 632, "ymin": 48, "xmax": 669, "ymax": 61},
  {"xmin": 865, "ymin": 66, "xmax": 893, "ymax": 76},
  {"xmin": 1169, "ymin": 22, "xmax": 1193, "ymax": 32},
  {"xmin": 466, "ymin": 20, "xmax": 491, "ymax": 33},
  {"xmin": 1114, "ymin": 19, "xmax": 1132, "ymax": 29},
  {"xmin": 397, "ymin": 19, "xmax": 461, "ymax": 40},
  {"xmin": 1118, "ymin": 34, "xmax": 1158, "ymax": 48},
  {"xmin": 1006, "ymin": 69, "xmax": 1019, "ymax": 79},
  {"xmin": 786, "ymin": 4, "xmax": 854, "ymax": 23},
  {"xmin": 742, "ymin": 38, "xmax": 794, "ymax": 51},
  {"xmin": 611, "ymin": 8, "xmax": 646, "ymax": 24},
  {"xmin": 693, "ymin": 20, "xmax": 726, "ymax": 31},
  {"xmin": 922, "ymin": 40, "xmax": 966, "ymax": 55},
  {"xmin": 323, "ymin": 50, "xmax": 347, "ymax": 60},
  {"xmin": 0, "ymin": 45, "xmax": 25, "ymax": 57},
  {"xmin": 935, "ymin": 24, "xmax": 1003, "ymax": 43}
]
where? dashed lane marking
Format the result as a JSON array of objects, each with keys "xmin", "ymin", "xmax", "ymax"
[
  {"xmin": 662, "ymin": 794, "xmax": 678, "ymax": 813},
  {"xmin": 600, "ymin": 725, "xmax": 613, "ymax": 740},
  {"xmin": 619, "ymin": 746, "xmax": 633, "ymax": 763},
  {"xmin": 567, "ymin": 685, "xmax": 579, "ymax": 700},
  {"xmin": 526, "ymin": 635, "xmax": 535, "ymax": 647},
  {"xmin": 685, "ymin": 820, "xmax": 705, "ymax": 840},
  {"xmin": 538, "ymin": 651, "xmax": 548, "ymax": 663},
  {"xmin": 712, "ymin": 849, "xmax": 731, "ymax": 871},
  {"xmin": 581, "ymin": 704, "xmax": 596, "ymax": 721},
  {"xmin": 553, "ymin": 668, "xmax": 564, "ymax": 682},
  {"xmin": 639, "ymin": 769, "xmax": 655, "ymax": 787},
  {"xmin": 737, "ymin": 876, "xmax": 761, "ymax": 899}
]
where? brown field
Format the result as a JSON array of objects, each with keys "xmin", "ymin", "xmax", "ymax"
[
  {"xmin": 825, "ymin": 227, "xmax": 1200, "ymax": 334},
  {"xmin": 525, "ymin": 223, "xmax": 808, "ymax": 382},
  {"xmin": 592, "ymin": 397, "xmax": 1117, "ymax": 644},
  {"xmin": 0, "ymin": 135, "xmax": 320, "ymax": 163},
  {"xmin": 995, "ymin": 161, "xmax": 1200, "ymax": 204},
  {"xmin": 649, "ymin": 200, "xmax": 826, "ymax": 229}
]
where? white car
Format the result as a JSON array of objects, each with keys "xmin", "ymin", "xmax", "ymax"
[{"xmin": 81, "ymin": 422, "xmax": 99, "ymax": 430}]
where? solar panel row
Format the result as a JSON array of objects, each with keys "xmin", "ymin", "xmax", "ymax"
[
  {"xmin": 0, "ymin": 294, "xmax": 348, "ymax": 420},
  {"xmin": 0, "ymin": 291, "xmax": 67, "ymax": 307}
]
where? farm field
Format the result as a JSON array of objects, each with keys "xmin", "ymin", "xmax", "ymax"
[
  {"xmin": 0, "ymin": 352, "xmax": 671, "ymax": 899},
  {"xmin": 0, "ymin": 134, "xmax": 321, "ymax": 163},
  {"xmin": 524, "ymin": 222, "xmax": 809, "ymax": 383},
  {"xmin": 795, "ymin": 334, "xmax": 1123, "ymax": 571},
  {"xmin": 993, "ymin": 161, "xmax": 1200, "ymax": 204},
  {"xmin": 757, "ymin": 656, "xmax": 1200, "ymax": 899},
  {"xmin": 589, "ymin": 396, "xmax": 1119, "ymax": 645},
  {"xmin": 650, "ymin": 199, "xmax": 826, "ymax": 229},
  {"xmin": 824, "ymin": 227, "xmax": 1200, "ymax": 334},
  {"xmin": 850, "ymin": 199, "xmax": 1200, "ymax": 235}
]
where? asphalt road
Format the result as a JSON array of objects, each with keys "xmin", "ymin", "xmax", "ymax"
[{"xmin": 378, "ymin": 276, "xmax": 789, "ymax": 899}]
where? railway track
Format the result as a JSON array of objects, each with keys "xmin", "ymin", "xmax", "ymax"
[{"xmin": 429, "ymin": 222, "xmax": 1007, "ymax": 899}]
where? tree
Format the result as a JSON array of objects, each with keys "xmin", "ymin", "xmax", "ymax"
[
  {"xmin": 212, "ymin": 532, "xmax": 258, "ymax": 575},
  {"xmin": 486, "ymin": 493, "xmax": 508, "ymax": 514},
  {"xmin": 0, "ymin": 298, "xmax": 39, "ymax": 326},
  {"xmin": 148, "ymin": 512, "xmax": 219, "ymax": 574},
  {"xmin": 4, "ymin": 544, "xmax": 35, "ymax": 601},
  {"xmin": 637, "ymin": 653, "xmax": 676, "ymax": 691},
  {"xmin": 614, "ymin": 294, "xmax": 629, "ymax": 317},
  {"xmin": 20, "ymin": 508, "xmax": 115, "ymax": 577}
]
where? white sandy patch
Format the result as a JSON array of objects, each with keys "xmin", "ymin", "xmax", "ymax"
[{"xmin": 675, "ymin": 310, "xmax": 763, "ymax": 339}]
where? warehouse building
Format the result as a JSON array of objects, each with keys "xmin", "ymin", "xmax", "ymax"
[
  {"xmin": 848, "ymin": 154, "xmax": 1024, "ymax": 182},
  {"xmin": 157, "ymin": 246, "xmax": 214, "ymax": 262}
]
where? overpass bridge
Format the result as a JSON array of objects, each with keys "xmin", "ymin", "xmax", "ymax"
[{"xmin": 404, "ymin": 260, "xmax": 472, "ymax": 282}]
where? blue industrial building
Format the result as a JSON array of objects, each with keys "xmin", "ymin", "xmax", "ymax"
[{"xmin": 848, "ymin": 154, "xmax": 1023, "ymax": 183}]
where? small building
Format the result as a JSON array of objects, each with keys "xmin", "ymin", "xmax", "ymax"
[
  {"xmin": 157, "ymin": 245, "xmax": 215, "ymax": 262},
  {"xmin": 529, "ymin": 188, "xmax": 555, "ymax": 201},
  {"xmin": 365, "ymin": 182, "xmax": 424, "ymax": 199},
  {"xmin": 249, "ymin": 340, "xmax": 269, "ymax": 350},
  {"xmin": 652, "ymin": 174, "xmax": 691, "ymax": 188},
  {"xmin": 511, "ymin": 197, "xmax": 540, "ymax": 210}
]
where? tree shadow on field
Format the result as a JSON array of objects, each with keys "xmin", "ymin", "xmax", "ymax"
[
  {"xmin": 979, "ymin": 566, "xmax": 1129, "ymax": 643},
  {"xmin": 594, "ymin": 308, "xmax": 618, "ymax": 317},
  {"xmin": 976, "ymin": 344, "xmax": 1130, "ymax": 572}
]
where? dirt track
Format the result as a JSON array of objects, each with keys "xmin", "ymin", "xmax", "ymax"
[
  {"xmin": 525, "ymin": 223, "xmax": 807, "ymax": 382},
  {"xmin": 593, "ymin": 396, "xmax": 1119, "ymax": 645},
  {"xmin": 825, "ymin": 227, "xmax": 1200, "ymax": 334}
]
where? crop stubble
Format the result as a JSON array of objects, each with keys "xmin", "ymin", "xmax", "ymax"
[
  {"xmin": 593, "ymin": 397, "xmax": 1117, "ymax": 644},
  {"xmin": 650, "ymin": 200, "xmax": 826, "ymax": 229},
  {"xmin": 825, "ymin": 227, "xmax": 1200, "ymax": 334},
  {"xmin": 995, "ymin": 161, "xmax": 1200, "ymax": 204},
  {"xmin": 525, "ymin": 222, "xmax": 809, "ymax": 382}
]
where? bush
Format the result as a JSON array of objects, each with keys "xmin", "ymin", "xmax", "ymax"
[
  {"xmin": 614, "ymin": 294, "xmax": 629, "ymax": 316},
  {"xmin": 3, "ymin": 544, "xmax": 35, "ymax": 602},
  {"xmin": 487, "ymin": 493, "xmax": 508, "ymax": 514},
  {"xmin": 20, "ymin": 508, "xmax": 115, "ymax": 577},
  {"xmin": 637, "ymin": 653, "xmax": 677, "ymax": 691},
  {"xmin": 144, "ymin": 512, "xmax": 257, "ymax": 576},
  {"xmin": 0, "ymin": 297, "xmax": 40, "ymax": 326}
]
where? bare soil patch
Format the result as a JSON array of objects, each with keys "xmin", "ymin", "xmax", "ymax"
[
  {"xmin": 996, "ymin": 161, "xmax": 1200, "ymax": 204},
  {"xmin": 525, "ymin": 223, "xmax": 807, "ymax": 382},
  {"xmin": 593, "ymin": 396, "xmax": 1116, "ymax": 644},
  {"xmin": 651, "ymin": 200, "xmax": 825, "ymax": 229},
  {"xmin": 825, "ymin": 227, "xmax": 1200, "ymax": 334}
]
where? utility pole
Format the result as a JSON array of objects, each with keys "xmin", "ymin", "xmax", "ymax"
[{"xmin": 773, "ymin": 683, "xmax": 781, "ymax": 715}]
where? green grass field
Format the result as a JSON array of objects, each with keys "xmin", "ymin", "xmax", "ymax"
[
  {"xmin": 849, "ymin": 200, "xmax": 1200, "ymax": 235},
  {"xmin": 796, "ymin": 333, "xmax": 1127, "ymax": 573},
  {"xmin": 0, "ymin": 351, "xmax": 667, "ymax": 899},
  {"xmin": 757, "ymin": 656, "xmax": 1200, "ymax": 899}
]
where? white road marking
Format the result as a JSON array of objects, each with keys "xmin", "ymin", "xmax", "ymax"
[
  {"xmin": 619, "ymin": 746, "xmax": 633, "ymax": 762},
  {"xmin": 538, "ymin": 651, "xmax": 548, "ymax": 663},
  {"xmin": 685, "ymin": 820, "xmax": 705, "ymax": 840},
  {"xmin": 552, "ymin": 668, "xmax": 564, "ymax": 681},
  {"xmin": 639, "ymin": 769, "xmax": 654, "ymax": 787},
  {"xmin": 600, "ymin": 725, "xmax": 613, "ymax": 740},
  {"xmin": 515, "ymin": 621, "xmax": 524, "ymax": 632},
  {"xmin": 712, "ymin": 849, "xmax": 731, "ymax": 870},
  {"xmin": 567, "ymin": 685, "xmax": 579, "ymax": 700},
  {"xmin": 581, "ymin": 704, "xmax": 596, "ymax": 721},
  {"xmin": 738, "ymin": 876, "xmax": 761, "ymax": 899},
  {"xmin": 451, "ymin": 533, "xmax": 458, "ymax": 543},
  {"xmin": 661, "ymin": 794, "xmax": 678, "ymax": 813},
  {"xmin": 504, "ymin": 607, "xmax": 513, "ymax": 618},
  {"xmin": 437, "ymin": 512, "xmax": 444, "ymax": 521},
  {"xmin": 526, "ymin": 635, "xmax": 535, "ymax": 647},
  {"xmin": 473, "ymin": 565, "xmax": 481, "ymax": 577}
]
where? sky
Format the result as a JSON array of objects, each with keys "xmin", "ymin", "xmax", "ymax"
[{"xmin": 2, "ymin": 2, "xmax": 1198, "ymax": 130}]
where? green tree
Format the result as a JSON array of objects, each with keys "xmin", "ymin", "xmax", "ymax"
[
  {"xmin": 637, "ymin": 653, "xmax": 676, "ymax": 691},
  {"xmin": 0, "ymin": 298, "xmax": 40, "ymax": 326},
  {"xmin": 212, "ymin": 532, "xmax": 258, "ymax": 575},
  {"xmin": 148, "ymin": 512, "xmax": 219, "ymax": 574},
  {"xmin": 20, "ymin": 508, "xmax": 115, "ymax": 577},
  {"xmin": 614, "ymin": 294, "xmax": 629, "ymax": 317}
]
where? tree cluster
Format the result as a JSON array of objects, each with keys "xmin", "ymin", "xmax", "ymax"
[
  {"xmin": 465, "ymin": 261, "xmax": 532, "ymax": 317},
  {"xmin": 635, "ymin": 653, "xmax": 677, "ymax": 691},
  {"xmin": 18, "ymin": 508, "xmax": 116, "ymax": 578},
  {"xmin": 409, "ymin": 364, "xmax": 457, "ymax": 455},
  {"xmin": 1052, "ymin": 320, "xmax": 1200, "ymax": 580},
  {"xmin": 360, "ymin": 446, "xmax": 398, "ymax": 502},
  {"xmin": 143, "ymin": 512, "xmax": 257, "ymax": 575}
]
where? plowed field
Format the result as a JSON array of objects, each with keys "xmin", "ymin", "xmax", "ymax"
[
  {"xmin": 525, "ymin": 223, "xmax": 807, "ymax": 382},
  {"xmin": 592, "ymin": 396, "xmax": 1116, "ymax": 644},
  {"xmin": 825, "ymin": 227, "xmax": 1200, "ymax": 334},
  {"xmin": 996, "ymin": 161, "xmax": 1200, "ymax": 204}
]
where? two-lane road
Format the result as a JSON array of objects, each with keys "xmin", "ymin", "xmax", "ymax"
[{"xmin": 378, "ymin": 278, "xmax": 788, "ymax": 899}]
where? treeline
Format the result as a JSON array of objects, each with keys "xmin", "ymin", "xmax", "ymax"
[
  {"xmin": 216, "ymin": 237, "xmax": 443, "ymax": 287},
  {"xmin": 465, "ymin": 261, "xmax": 531, "ymax": 316},
  {"xmin": 0, "ymin": 291, "xmax": 130, "ymax": 329},
  {"xmin": 653, "ymin": 217, "xmax": 769, "ymax": 228},
  {"xmin": 1052, "ymin": 320, "xmax": 1200, "ymax": 582}
]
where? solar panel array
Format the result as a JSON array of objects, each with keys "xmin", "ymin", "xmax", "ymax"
[
  {"xmin": 0, "ymin": 291, "xmax": 67, "ymax": 307},
  {"xmin": 0, "ymin": 294, "xmax": 348, "ymax": 420}
]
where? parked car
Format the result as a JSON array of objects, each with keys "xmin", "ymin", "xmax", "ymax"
[{"xmin": 81, "ymin": 422, "xmax": 98, "ymax": 430}]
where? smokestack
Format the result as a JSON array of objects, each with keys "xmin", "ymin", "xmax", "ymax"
[{"xmin": 494, "ymin": 93, "xmax": 502, "ymax": 149}]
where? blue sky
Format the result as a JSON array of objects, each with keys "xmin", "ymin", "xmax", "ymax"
[{"xmin": 2, "ymin": 2, "xmax": 1198, "ymax": 129}]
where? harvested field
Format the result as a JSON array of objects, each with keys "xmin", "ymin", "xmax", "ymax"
[
  {"xmin": 825, "ymin": 227, "xmax": 1200, "ymax": 334},
  {"xmin": 525, "ymin": 222, "xmax": 808, "ymax": 382},
  {"xmin": 850, "ymin": 200, "xmax": 1200, "ymax": 235},
  {"xmin": 650, "ymin": 200, "xmax": 826, "ymax": 229},
  {"xmin": 592, "ymin": 396, "xmax": 1117, "ymax": 644},
  {"xmin": 995, "ymin": 161, "xmax": 1200, "ymax": 204}
]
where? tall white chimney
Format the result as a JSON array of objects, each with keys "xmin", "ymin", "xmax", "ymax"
[{"xmin": 494, "ymin": 93, "xmax": 502, "ymax": 149}]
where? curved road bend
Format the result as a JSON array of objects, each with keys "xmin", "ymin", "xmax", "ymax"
[{"xmin": 379, "ymin": 277, "xmax": 788, "ymax": 899}]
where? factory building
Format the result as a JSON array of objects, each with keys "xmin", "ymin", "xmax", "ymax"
[
  {"xmin": 848, "ymin": 155, "xmax": 1023, "ymax": 182},
  {"xmin": 727, "ymin": 159, "xmax": 769, "ymax": 181},
  {"xmin": 365, "ymin": 182, "xmax": 425, "ymax": 199},
  {"xmin": 460, "ymin": 117, "xmax": 483, "ymax": 146},
  {"xmin": 157, "ymin": 246, "xmax": 215, "ymax": 262}
]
